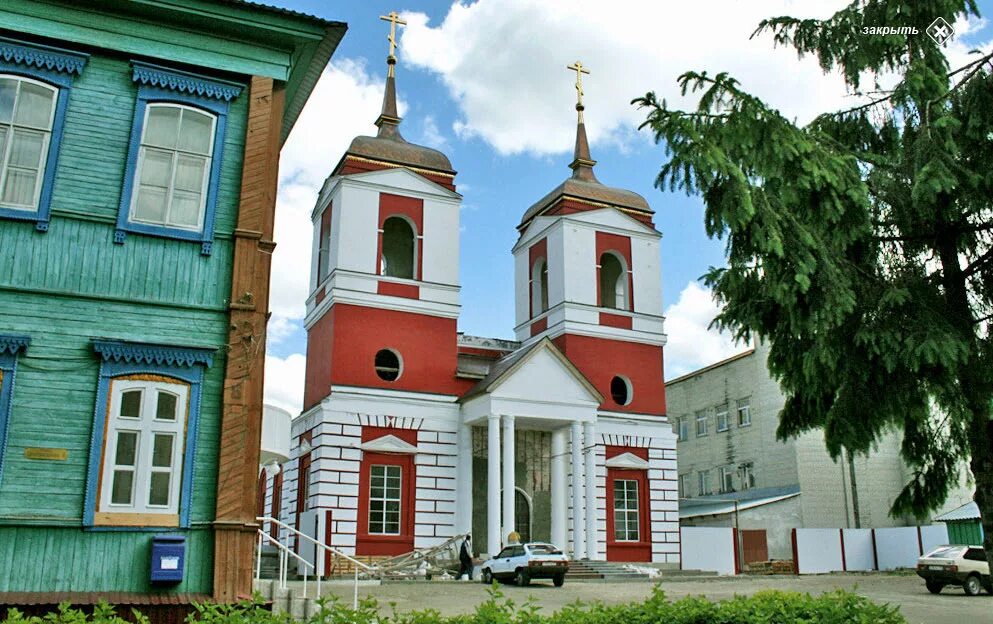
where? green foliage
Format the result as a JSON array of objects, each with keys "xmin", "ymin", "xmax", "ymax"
[
  {"xmin": 0, "ymin": 587, "xmax": 907, "ymax": 624},
  {"xmin": 634, "ymin": 0, "xmax": 993, "ymax": 568}
]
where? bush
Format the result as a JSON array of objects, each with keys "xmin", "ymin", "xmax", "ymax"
[{"xmin": 1, "ymin": 586, "xmax": 906, "ymax": 624}]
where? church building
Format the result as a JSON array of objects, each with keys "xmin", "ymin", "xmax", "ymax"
[{"xmin": 280, "ymin": 17, "xmax": 678, "ymax": 565}]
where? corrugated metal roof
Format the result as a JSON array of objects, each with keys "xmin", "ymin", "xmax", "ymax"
[
  {"xmin": 934, "ymin": 501, "xmax": 980, "ymax": 522},
  {"xmin": 679, "ymin": 484, "xmax": 802, "ymax": 519}
]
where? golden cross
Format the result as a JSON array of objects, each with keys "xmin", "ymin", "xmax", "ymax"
[
  {"xmin": 380, "ymin": 11, "xmax": 407, "ymax": 59},
  {"xmin": 567, "ymin": 61, "xmax": 591, "ymax": 108}
]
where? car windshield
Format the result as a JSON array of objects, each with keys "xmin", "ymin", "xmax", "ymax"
[
  {"xmin": 924, "ymin": 546, "xmax": 965, "ymax": 559},
  {"xmin": 527, "ymin": 544, "xmax": 562, "ymax": 555}
]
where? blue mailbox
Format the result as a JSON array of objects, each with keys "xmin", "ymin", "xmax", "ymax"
[{"xmin": 150, "ymin": 534, "xmax": 185, "ymax": 584}]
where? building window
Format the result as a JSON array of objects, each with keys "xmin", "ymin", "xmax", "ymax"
[
  {"xmin": 610, "ymin": 375, "xmax": 632, "ymax": 406},
  {"xmin": 613, "ymin": 479, "xmax": 640, "ymax": 542},
  {"xmin": 679, "ymin": 473, "xmax": 691, "ymax": 498},
  {"xmin": 695, "ymin": 409, "xmax": 708, "ymax": 437},
  {"xmin": 374, "ymin": 348, "xmax": 402, "ymax": 381},
  {"xmin": 697, "ymin": 470, "xmax": 712, "ymax": 496},
  {"xmin": 718, "ymin": 466, "xmax": 735, "ymax": 493},
  {"xmin": 85, "ymin": 339, "xmax": 214, "ymax": 527},
  {"xmin": 598, "ymin": 252, "xmax": 628, "ymax": 310},
  {"xmin": 716, "ymin": 404, "xmax": 729, "ymax": 432},
  {"xmin": 531, "ymin": 257, "xmax": 548, "ymax": 316},
  {"xmin": 116, "ymin": 62, "xmax": 242, "ymax": 255},
  {"xmin": 128, "ymin": 104, "xmax": 216, "ymax": 233},
  {"xmin": 100, "ymin": 379, "xmax": 188, "ymax": 515},
  {"xmin": 737, "ymin": 398, "xmax": 751, "ymax": 427},
  {"xmin": 739, "ymin": 462, "xmax": 755, "ymax": 490},
  {"xmin": 0, "ymin": 39, "xmax": 87, "ymax": 230},
  {"xmin": 0, "ymin": 335, "xmax": 30, "ymax": 479},
  {"xmin": 368, "ymin": 464, "xmax": 402, "ymax": 535},
  {"xmin": 381, "ymin": 216, "xmax": 416, "ymax": 279},
  {"xmin": 676, "ymin": 417, "xmax": 688, "ymax": 441}
]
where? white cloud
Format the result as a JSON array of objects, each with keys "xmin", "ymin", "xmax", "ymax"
[
  {"xmin": 263, "ymin": 352, "xmax": 307, "ymax": 415},
  {"xmin": 663, "ymin": 281, "xmax": 749, "ymax": 379},
  {"xmin": 269, "ymin": 58, "xmax": 402, "ymax": 329},
  {"xmin": 417, "ymin": 115, "xmax": 450, "ymax": 151},
  {"xmin": 400, "ymin": 1, "xmax": 991, "ymax": 157}
]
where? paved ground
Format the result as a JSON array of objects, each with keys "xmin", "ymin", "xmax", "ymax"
[{"xmin": 317, "ymin": 573, "xmax": 990, "ymax": 624}]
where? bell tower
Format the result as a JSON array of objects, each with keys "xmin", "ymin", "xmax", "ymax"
[
  {"xmin": 512, "ymin": 62, "xmax": 667, "ymax": 415},
  {"xmin": 301, "ymin": 14, "xmax": 464, "ymax": 410}
]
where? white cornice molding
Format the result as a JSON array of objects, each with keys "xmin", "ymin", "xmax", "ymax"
[
  {"xmin": 360, "ymin": 434, "xmax": 418, "ymax": 454},
  {"xmin": 605, "ymin": 452, "xmax": 650, "ymax": 470}
]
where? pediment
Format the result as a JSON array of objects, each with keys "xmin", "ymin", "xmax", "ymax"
[
  {"xmin": 359, "ymin": 434, "xmax": 418, "ymax": 454},
  {"xmin": 605, "ymin": 452, "xmax": 650, "ymax": 470},
  {"xmin": 474, "ymin": 338, "xmax": 603, "ymax": 405},
  {"xmin": 343, "ymin": 166, "xmax": 461, "ymax": 200},
  {"xmin": 566, "ymin": 208, "xmax": 660, "ymax": 237}
]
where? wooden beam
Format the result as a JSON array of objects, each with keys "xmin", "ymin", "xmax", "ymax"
[{"xmin": 213, "ymin": 75, "xmax": 284, "ymax": 602}]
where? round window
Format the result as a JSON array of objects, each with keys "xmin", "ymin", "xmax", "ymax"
[
  {"xmin": 374, "ymin": 349, "xmax": 402, "ymax": 381},
  {"xmin": 610, "ymin": 375, "xmax": 632, "ymax": 406}
]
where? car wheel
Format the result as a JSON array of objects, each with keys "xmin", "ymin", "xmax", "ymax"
[
  {"xmin": 553, "ymin": 573, "xmax": 565, "ymax": 587},
  {"xmin": 515, "ymin": 568, "xmax": 530, "ymax": 587},
  {"xmin": 925, "ymin": 581, "xmax": 943, "ymax": 594},
  {"xmin": 481, "ymin": 568, "xmax": 492, "ymax": 584},
  {"xmin": 964, "ymin": 574, "xmax": 982, "ymax": 596}
]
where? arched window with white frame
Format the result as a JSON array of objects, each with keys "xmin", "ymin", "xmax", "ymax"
[
  {"xmin": 380, "ymin": 215, "xmax": 416, "ymax": 279},
  {"xmin": 98, "ymin": 377, "xmax": 189, "ymax": 520},
  {"xmin": 129, "ymin": 103, "xmax": 217, "ymax": 232},
  {"xmin": 0, "ymin": 75, "xmax": 58, "ymax": 213},
  {"xmin": 599, "ymin": 251, "xmax": 628, "ymax": 310},
  {"xmin": 531, "ymin": 257, "xmax": 548, "ymax": 317}
]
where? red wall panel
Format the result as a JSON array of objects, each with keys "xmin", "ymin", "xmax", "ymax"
[
  {"xmin": 553, "ymin": 334, "xmax": 666, "ymax": 415},
  {"xmin": 303, "ymin": 310, "xmax": 335, "ymax": 410}
]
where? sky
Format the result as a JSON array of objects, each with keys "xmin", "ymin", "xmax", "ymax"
[{"xmin": 262, "ymin": 0, "xmax": 993, "ymax": 414}]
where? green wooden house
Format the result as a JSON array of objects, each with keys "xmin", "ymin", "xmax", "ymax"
[
  {"xmin": 935, "ymin": 502, "xmax": 985, "ymax": 546},
  {"xmin": 0, "ymin": 0, "xmax": 344, "ymax": 605}
]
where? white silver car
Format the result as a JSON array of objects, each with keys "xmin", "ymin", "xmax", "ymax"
[
  {"xmin": 916, "ymin": 545, "xmax": 991, "ymax": 595},
  {"xmin": 480, "ymin": 542, "xmax": 569, "ymax": 587}
]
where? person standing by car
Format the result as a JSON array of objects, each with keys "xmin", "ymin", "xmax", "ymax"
[{"xmin": 459, "ymin": 535, "xmax": 474, "ymax": 580}]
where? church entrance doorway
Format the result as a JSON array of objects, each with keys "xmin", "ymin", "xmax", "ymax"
[{"xmin": 515, "ymin": 488, "xmax": 532, "ymax": 543}]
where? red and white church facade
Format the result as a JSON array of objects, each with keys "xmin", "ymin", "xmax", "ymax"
[{"xmin": 271, "ymin": 53, "xmax": 679, "ymax": 566}]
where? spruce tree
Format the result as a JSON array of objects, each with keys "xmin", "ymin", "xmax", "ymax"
[{"xmin": 636, "ymin": 0, "xmax": 993, "ymax": 574}]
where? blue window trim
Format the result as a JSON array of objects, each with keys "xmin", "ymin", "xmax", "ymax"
[
  {"xmin": 83, "ymin": 339, "xmax": 215, "ymax": 529},
  {"xmin": 115, "ymin": 62, "xmax": 243, "ymax": 256},
  {"xmin": 0, "ymin": 37, "xmax": 88, "ymax": 232},
  {"xmin": 0, "ymin": 334, "xmax": 30, "ymax": 484}
]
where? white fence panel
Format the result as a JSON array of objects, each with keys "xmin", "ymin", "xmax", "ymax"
[
  {"xmin": 680, "ymin": 527, "xmax": 736, "ymax": 575},
  {"xmin": 920, "ymin": 524, "xmax": 950, "ymax": 554},
  {"xmin": 841, "ymin": 529, "xmax": 875, "ymax": 571},
  {"xmin": 875, "ymin": 527, "xmax": 921, "ymax": 570},
  {"xmin": 794, "ymin": 528, "xmax": 843, "ymax": 574}
]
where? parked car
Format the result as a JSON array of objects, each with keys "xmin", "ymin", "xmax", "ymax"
[
  {"xmin": 480, "ymin": 542, "xmax": 569, "ymax": 586},
  {"xmin": 916, "ymin": 545, "xmax": 991, "ymax": 595}
]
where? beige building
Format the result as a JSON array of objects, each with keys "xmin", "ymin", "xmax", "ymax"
[{"xmin": 666, "ymin": 342, "xmax": 916, "ymax": 559}]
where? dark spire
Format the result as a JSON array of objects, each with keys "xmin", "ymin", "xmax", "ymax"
[
  {"xmin": 569, "ymin": 102, "xmax": 598, "ymax": 182},
  {"xmin": 375, "ymin": 56, "xmax": 404, "ymax": 141}
]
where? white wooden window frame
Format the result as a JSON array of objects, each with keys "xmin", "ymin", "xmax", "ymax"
[
  {"xmin": 695, "ymin": 410, "xmax": 708, "ymax": 437},
  {"xmin": 368, "ymin": 463, "xmax": 402, "ymax": 535},
  {"xmin": 0, "ymin": 75, "xmax": 57, "ymax": 213},
  {"xmin": 613, "ymin": 479, "xmax": 640, "ymax": 542},
  {"xmin": 718, "ymin": 466, "xmax": 734, "ymax": 493},
  {"xmin": 697, "ymin": 470, "xmax": 712, "ymax": 496},
  {"xmin": 128, "ymin": 103, "xmax": 216, "ymax": 233},
  {"xmin": 737, "ymin": 398, "xmax": 752, "ymax": 427},
  {"xmin": 99, "ymin": 379, "xmax": 188, "ymax": 516},
  {"xmin": 716, "ymin": 404, "xmax": 730, "ymax": 432}
]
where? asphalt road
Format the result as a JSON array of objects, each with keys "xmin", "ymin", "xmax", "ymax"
[{"xmin": 318, "ymin": 573, "xmax": 991, "ymax": 624}]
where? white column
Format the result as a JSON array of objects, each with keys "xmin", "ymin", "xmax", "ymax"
[
  {"xmin": 487, "ymin": 414, "xmax": 501, "ymax": 557},
  {"xmin": 501, "ymin": 414, "xmax": 516, "ymax": 544},
  {"xmin": 583, "ymin": 421, "xmax": 597, "ymax": 560},
  {"xmin": 456, "ymin": 421, "xmax": 473, "ymax": 535},
  {"xmin": 570, "ymin": 420, "xmax": 585, "ymax": 559},
  {"xmin": 550, "ymin": 428, "xmax": 567, "ymax": 550}
]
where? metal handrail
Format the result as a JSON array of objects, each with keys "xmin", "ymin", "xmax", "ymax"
[
  {"xmin": 256, "ymin": 515, "xmax": 366, "ymax": 607},
  {"xmin": 257, "ymin": 529, "xmax": 312, "ymax": 595}
]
